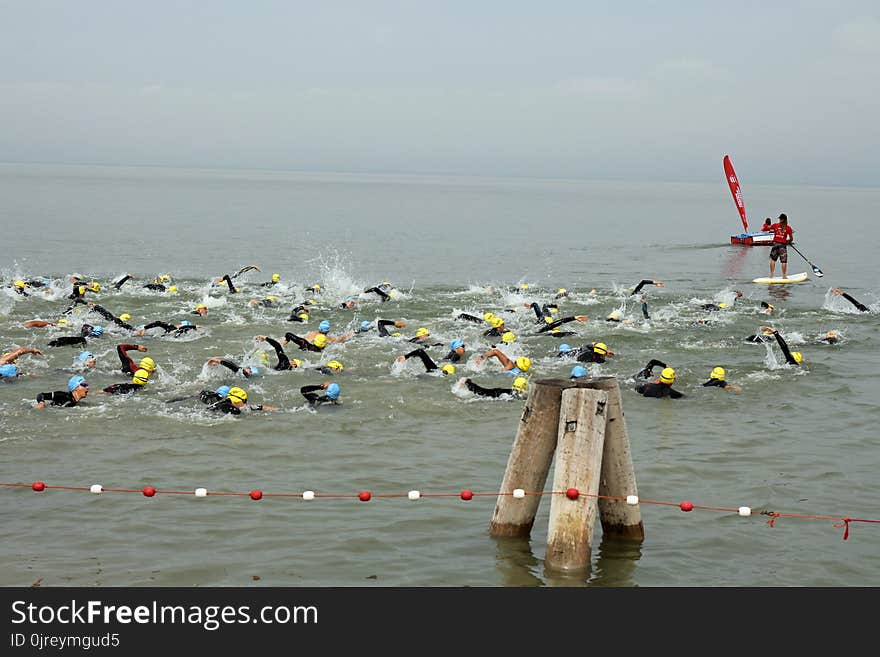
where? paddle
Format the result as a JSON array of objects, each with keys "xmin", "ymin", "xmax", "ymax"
[{"xmin": 788, "ymin": 243, "xmax": 824, "ymax": 277}]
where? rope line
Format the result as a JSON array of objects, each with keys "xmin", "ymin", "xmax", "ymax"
[{"xmin": 5, "ymin": 481, "xmax": 878, "ymax": 541}]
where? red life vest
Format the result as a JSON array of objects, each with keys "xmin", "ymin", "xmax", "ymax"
[{"xmin": 771, "ymin": 223, "xmax": 792, "ymax": 244}]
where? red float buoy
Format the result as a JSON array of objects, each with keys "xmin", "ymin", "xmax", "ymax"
[
  {"xmin": 143, "ymin": 486, "xmax": 156, "ymax": 497},
  {"xmin": 358, "ymin": 490, "xmax": 371, "ymax": 502},
  {"xmin": 250, "ymin": 489, "xmax": 263, "ymax": 501},
  {"xmin": 566, "ymin": 487, "xmax": 580, "ymax": 500},
  {"xmin": 460, "ymin": 489, "xmax": 473, "ymax": 501},
  {"xmin": 32, "ymin": 481, "xmax": 46, "ymax": 492},
  {"xmin": 680, "ymin": 500, "xmax": 694, "ymax": 512}
]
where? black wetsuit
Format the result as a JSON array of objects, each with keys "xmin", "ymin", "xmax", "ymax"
[
  {"xmin": 702, "ymin": 379, "xmax": 728, "ymax": 389},
  {"xmin": 636, "ymin": 359, "xmax": 668, "ymax": 380},
  {"xmin": 483, "ymin": 326, "xmax": 504, "ymax": 338},
  {"xmin": 443, "ymin": 350, "xmax": 462, "ymax": 363},
  {"xmin": 216, "ymin": 359, "xmax": 256, "ymax": 377},
  {"xmin": 538, "ymin": 316, "xmax": 580, "ymax": 333},
  {"xmin": 635, "ymin": 381, "xmax": 684, "ymax": 398},
  {"xmin": 576, "ymin": 349, "xmax": 606, "ymax": 364},
  {"xmin": 377, "ymin": 320, "xmax": 398, "ymax": 337},
  {"xmin": 284, "ymin": 333, "xmax": 324, "ymax": 352},
  {"xmin": 300, "ymin": 385, "xmax": 336, "ymax": 406},
  {"xmin": 102, "ymin": 382, "xmax": 145, "ymax": 395},
  {"xmin": 771, "ymin": 332, "xmax": 800, "ymax": 366},
  {"xmin": 287, "ymin": 305, "xmax": 310, "ymax": 322},
  {"xmin": 220, "ymin": 274, "xmax": 237, "ymax": 294},
  {"xmin": 265, "ymin": 338, "xmax": 294, "ymax": 371},
  {"xmin": 90, "ymin": 303, "xmax": 134, "ymax": 330},
  {"xmin": 400, "ymin": 348, "xmax": 438, "ymax": 373},
  {"xmin": 527, "ymin": 302, "xmax": 551, "ymax": 323},
  {"xmin": 14, "ymin": 286, "xmax": 29, "ymax": 297},
  {"xmin": 141, "ymin": 321, "xmax": 198, "ymax": 337},
  {"xmin": 464, "ymin": 380, "xmax": 519, "ymax": 399},
  {"xmin": 364, "ymin": 286, "xmax": 391, "ymax": 302},
  {"xmin": 745, "ymin": 334, "xmax": 772, "ymax": 344},
  {"xmin": 208, "ymin": 399, "xmax": 242, "ymax": 415},
  {"xmin": 456, "ymin": 313, "xmax": 483, "ymax": 324},
  {"xmin": 113, "ymin": 275, "xmax": 133, "ymax": 289},
  {"xmin": 630, "ymin": 280, "xmax": 659, "ymax": 296},
  {"xmin": 144, "ymin": 283, "xmax": 166, "ymax": 291},
  {"xmin": 35, "ymin": 390, "xmax": 80, "ymax": 407},
  {"xmin": 47, "ymin": 335, "xmax": 88, "ymax": 348},
  {"xmin": 198, "ymin": 390, "xmax": 224, "ymax": 404},
  {"xmin": 839, "ymin": 292, "xmax": 869, "ymax": 312}
]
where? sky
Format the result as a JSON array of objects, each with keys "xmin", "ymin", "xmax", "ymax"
[{"xmin": 1, "ymin": 1, "xmax": 878, "ymax": 185}]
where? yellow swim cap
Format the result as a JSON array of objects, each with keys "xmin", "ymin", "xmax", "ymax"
[
  {"xmin": 549, "ymin": 307, "xmax": 559, "ymax": 314},
  {"xmin": 119, "ymin": 313, "xmax": 132, "ymax": 322},
  {"xmin": 593, "ymin": 342, "xmax": 608, "ymax": 355},
  {"xmin": 557, "ymin": 288, "xmax": 567, "ymax": 295},
  {"xmin": 259, "ymin": 351, "xmax": 269, "ymax": 363},
  {"xmin": 227, "ymin": 387, "xmax": 247, "ymax": 403},
  {"xmin": 607, "ymin": 310, "xmax": 622, "ymax": 321},
  {"xmin": 312, "ymin": 333, "xmax": 327, "ymax": 349},
  {"xmin": 550, "ymin": 327, "xmax": 560, "ymax": 334},
  {"xmin": 167, "ymin": 286, "xmax": 178, "ymax": 293},
  {"xmin": 415, "ymin": 327, "xmax": 429, "ymax": 338},
  {"xmin": 544, "ymin": 316, "xmax": 554, "ymax": 324},
  {"xmin": 14, "ymin": 280, "xmax": 25, "ymax": 289},
  {"xmin": 491, "ymin": 317, "xmax": 505, "ymax": 329},
  {"xmin": 441, "ymin": 364, "xmax": 456, "ymax": 375},
  {"xmin": 519, "ymin": 284, "xmax": 529, "ymax": 290},
  {"xmin": 659, "ymin": 367, "xmax": 676, "ymax": 384},
  {"xmin": 718, "ymin": 302, "xmax": 728, "ymax": 309},
  {"xmin": 138, "ymin": 357, "xmax": 155, "ymax": 372},
  {"xmin": 272, "ymin": 273, "xmax": 280, "ymax": 282},
  {"xmin": 291, "ymin": 358, "xmax": 302, "ymax": 368},
  {"xmin": 515, "ymin": 357, "xmax": 531, "ymax": 372},
  {"xmin": 791, "ymin": 352, "xmax": 803, "ymax": 364},
  {"xmin": 483, "ymin": 312, "xmax": 495, "ymax": 322},
  {"xmin": 159, "ymin": 274, "xmax": 171, "ymax": 283},
  {"xmin": 297, "ymin": 313, "xmax": 310, "ymax": 321},
  {"xmin": 710, "ymin": 366, "xmax": 725, "ymax": 381},
  {"xmin": 306, "ymin": 299, "xmax": 317, "ymax": 306},
  {"xmin": 266, "ymin": 296, "xmax": 277, "ymax": 303},
  {"xmin": 89, "ymin": 282, "xmax": 100, "ymax": 292},
  {"xmin": 512, "ymin": 377, "xmax": 528, "ymax": 393},
  {"xmin": 327, "ymin": 360, "xmax": 344, "ymax": 371},
  {"xmin": 195, "ymin": 303, "xmax": 207, "ymax": 311},
  {"xmin": 78, "ymin": 285, "xmax": 86, "ymax": 295},
  {"xmin": 57, "ymin": 318, "xmax": 67, "ymax": 325},
  {"xmin": 132, "ymin": 369, "xmax": 150, "ymax": 385},
  {"xmin": 501, "ymin": 331, "xmax": 516, "ymax": 343},
  {"xmin": 391, "ymin": 332, "xmax": 401, "ymax": 337}
]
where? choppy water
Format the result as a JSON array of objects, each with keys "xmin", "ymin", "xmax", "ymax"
[{"xmin": 1, "ymin": 164, "xmax": 878, "ymax": 586}]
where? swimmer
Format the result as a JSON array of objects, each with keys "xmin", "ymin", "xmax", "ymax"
[
  {"xmin": 702, "ymin": 367, "xmax": 743, "ymax": 393},
  {"xmin": 570, "ymin": 365, "xmax": 588, "ymax": 379},
  {"xmin": 193, "ymin": 304, "xmax": 209, "ymax": 317},
  {"xmin": 47, "ymin": 324, "xmax": 104, "ymax": 347},
  {"xmin": 0, "ymin": 346, "xmax": 43, "ymax": 368},
  {"xmin": 83, "ymin": 301, "xmax": 135, "ymax": 330},
  {"xmin": 287, "ymin": 305, "xmax": 311, "ymax": 322},
  {"xmin": 408, "ymin": 326, "xmax": 441, "ymax": 345},
  {"xmin": 396, "ymin": 348, "xmax": 456, "ymax": 375},
  {"xmin": 303, "ymin": 320, "xmax": 353, "ymax": 344},
  {"xmin": 630, "ymin": 279, "xmax": 664, "ymax": 296},
  {"xmin": 98, "ymin": 368, "xmax": 152, "ymax": 395},
  {"xmin": 208, "ymin": 386, "xmax": 278, "ymax": 414},
  {"xmin": 554, "ymin": 288, "xmax": 570, "ymax": 300},
  {"xmin": 254, "ymin": 335, "xmax": 302, "ymax": 371},
  {"xmin": 115, "ymin": 343, "xmax": 150, "ymax": 375},
  {"xmin": 206, "ymin": 357, "xmax": 261, "ymax": 378},
  {"xmin": 444, "ymin": 339, "xmax": 466, "ymax": 363},
  {"xmin": 310, "ymin": 360, "xmax": 345, "ymax": 376},
  {"xmin": 817, "ymin": 330, "xmax": 840, "ymax": 345},
  {"xmin": 760, "ymin": 301, "xmax": 776, "ymax": 315},
  {"xmin": 215, "ymin": 274, "xmax": 237, "ymax": 294},
  {"xmin": 248, "ymin": 295, "xmax": 280, "ymax": 308},
  {"xmin": 537, "ymin": 314, "xmax": 588, "ymax": 334},
  {"xmin": 458, "ymin": 376, "xmax": 527, "ymax": 400},
  {"xmin": 12, "ymin": 280, "xmax": 30, "ymax": 296},
  {"xmin": 483, "ymin": 316, "xmax": 506, "ymax": 337},
  {"xmin": 34, "ymin": 375, "xmax": 90, "ymax": 408},
  {"xmin": 300, "ymin": 382, "xmax": 341, "ymax": 406},
  {"xmin": 760, "ymin": 326, "xmax": 804, "ymax": 366},
  {"xmin": 283, "ymin": 332, "xmax": 327, "ymax": 353},
  {"xmin": 832, "ymin": 288, "xmax": 870, "ymax": 312},
  {"xmin": 135, "ymin": 320, "xmax": 199, "ymax": 338},
  {"xmin": 304, "ymin": 283, "xmax": 323, "ymax": 295},
  {"xmin": 73, "ymin": 351, "xmax": 97, "ymax": 370},
  {"xmin": 260, "ymin": 273, "xmax": 282, "ymax": 287},
  {"xmin": 112, "ymin": 274, "xmax": 134, "ymax": 289},
  {"xmin": 700, "ymin": 291, "xmax": 743, "ymax": 312},
  {"xmin": 744, "ymin": 327, "xmax": 776, "ymax": 344},
  {"xmin": 339, "ymin": 296, "xmax": 358, "ymax": 309},
  {"xmin": 456, "ymin": 312, "xmax": 484, "ymax": 324},
  {"xmin": 574, "ymin": 342, "xmax": 612, "ymax": 364},
  {"xmin": 635, "ymin": 365, "xmax": 684, "ymax": 399},
  {"xmin": 474, "ymin": 349, "xmax": 531, "ymax": 377},
  {"xmin": 364, "ymin": 282, "xmax": 393, "ymax": 302}
]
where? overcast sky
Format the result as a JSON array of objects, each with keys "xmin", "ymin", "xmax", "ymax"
[{"xmin": 1, "ymin": 1, "xmax": 878, "ymax": 185}]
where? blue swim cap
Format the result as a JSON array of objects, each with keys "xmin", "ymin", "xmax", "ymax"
[
  {"xmin": 77, "ymin": 351, "xmax": 94, "ymax": 363},
  {"xmin": 559, "ymin": 344, "xmax": 572, "ymax": 353},
  {"xmin": 248, "ymin": 366, "xmax": 260, "ymax": 376},
  {"xmin": 450, "ymin": 339, "xmax": 465, "ymax": 350},
  {"xmin": 0, "ymin": 364, "xmax": 20, "ymax": 378},
  {"xmin": 180, "ymin": 320, "xmax": 193, "ymax": 327},
  {"xmin": 68, "ymin": 375, "xmax": 86, "ymax": 391},
  {"xmin": 326, "ymin": 383, "xmax": 340, "ymax": 400},
  {"xmin": 360, "ymin": 320, "xmax": 371, "ymax": 330},
  {"xmin": 215, "ymin": 385, "xmax": 231, "ymax": 397},
  {"xmin": 571, "ymin": 365, "xmax": 588, "ymax": 379},
  {"xmin": 319, "ymin": 320, "xmax": 331, "ymax": 333},
  {"xmin": 90, "ymin": 325, "xmax": 104, "ymax": 336}
]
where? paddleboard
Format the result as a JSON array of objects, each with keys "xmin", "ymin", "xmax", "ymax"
[{"xmin": 752, "ymin": 272, "xmax": 808, "ymax": 285}]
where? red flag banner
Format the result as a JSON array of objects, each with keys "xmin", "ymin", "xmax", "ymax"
[{"xmin": 723, "ymin": 155, "xmax": 748, "ymax": 232}]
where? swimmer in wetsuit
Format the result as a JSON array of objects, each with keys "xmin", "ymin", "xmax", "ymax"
[
  {"xmin": 208, "ymin": 386, "xmax": 278, "ymax": 414},
  {"xmin": 99, "ymin": 368, "xmax": 151, "ymax": 395},
  {"xmin": 283, "ymin": 332, "xmax": 327, "ymax": 353},
  {"xmin": 47, "ymin": 324, "xmax": 104, "ymax": 347},
  {"xmin": 135, "ymin": 320, "xmax": 199, "ymax": 338},
  {"xmin": 760, "ymin": 326, "xmax": 804, "ymax": 366},
  {"xmin": 700, "ymin": 291, "xmax": 743, "ymax": 312},
  {"xmin": 84, "ymin": 302, "xmax": 135, "ymax": 330},
  {"xmin": 630, "ymin": 279, "xmax": 664, "ymax": 296},
  {"xmin": 475, "ymin": 350, "xmax": 531, "ymax": 377},
  {"xmin": 255, "ymin": 335, "xmax": 302, "ymax": 371},
  {"xmin": 702, "ymin": 367, "xmax": 743, "ymax": 393},
  {"xmin": 635, "ymin": 365, "xmax": 684, "ymax": 399},
  {"xmin": 537, "ymin": 314, "xmax": 588, "ymax": 334},
  {"xmin": 574, "ymin": 342, "xmax": 612, "ymax": 364},
  {"xmin": 260, "ymin": 273, "xmax": 281, "ymax": 287},
  {"xmin": 364, "ymin": 282, "xmax": 393, "ymax": 302},
  {"xmin": 206, "ymin": 357, "xmax": 261, "ymax": 378},
  {"xmin": 34, "ymin": 375, "xmax": 90, "ymax": 408},
  {"xmin": 300, "ymin": 382, "xmax": 341, "ymax": 406},
  {"xmin": 115, "ymin": 343, "xmax": 151, "ymax": 374},
  {"xmin": 832, "ymin": 288, "xmax": 870, "ymax": 312},
  {"xmin": 395, "ymin": 348, "xmax": 456, "ymax": 375},
  {"xmin": 443, "ymin": 339, "xmax": 466, "ymax": 363},
  {"xmin": 459, "ymin": 376, "xmax": 527, "ymax": 399}
]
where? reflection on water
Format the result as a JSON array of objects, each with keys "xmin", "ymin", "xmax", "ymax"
[
  {"xmin": 588, "ymin": 536, "xmax": 643, "ymax": 587},
  {"xmin": 492, "ymin": 536, "xmax": 544, "ymax": 587},
  {"xmin": 721, "ymin": 246, "xmax": 750, "ymax": 280},
  {"xmin": 768, "ymin": 286, "xmax": 793, "ymax": 303}
]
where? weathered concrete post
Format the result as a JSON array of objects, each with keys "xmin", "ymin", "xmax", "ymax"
[
  {"xmin": 545, "ymin": 387, "xmax": 608, "ymax": 571},
  {"xmin": 573, "ymin": 377, "xmax": 644, "ymax": 540},
  {"xmin": 489, "ymin": 380, "xmax": 565, "ymax": 537}
]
